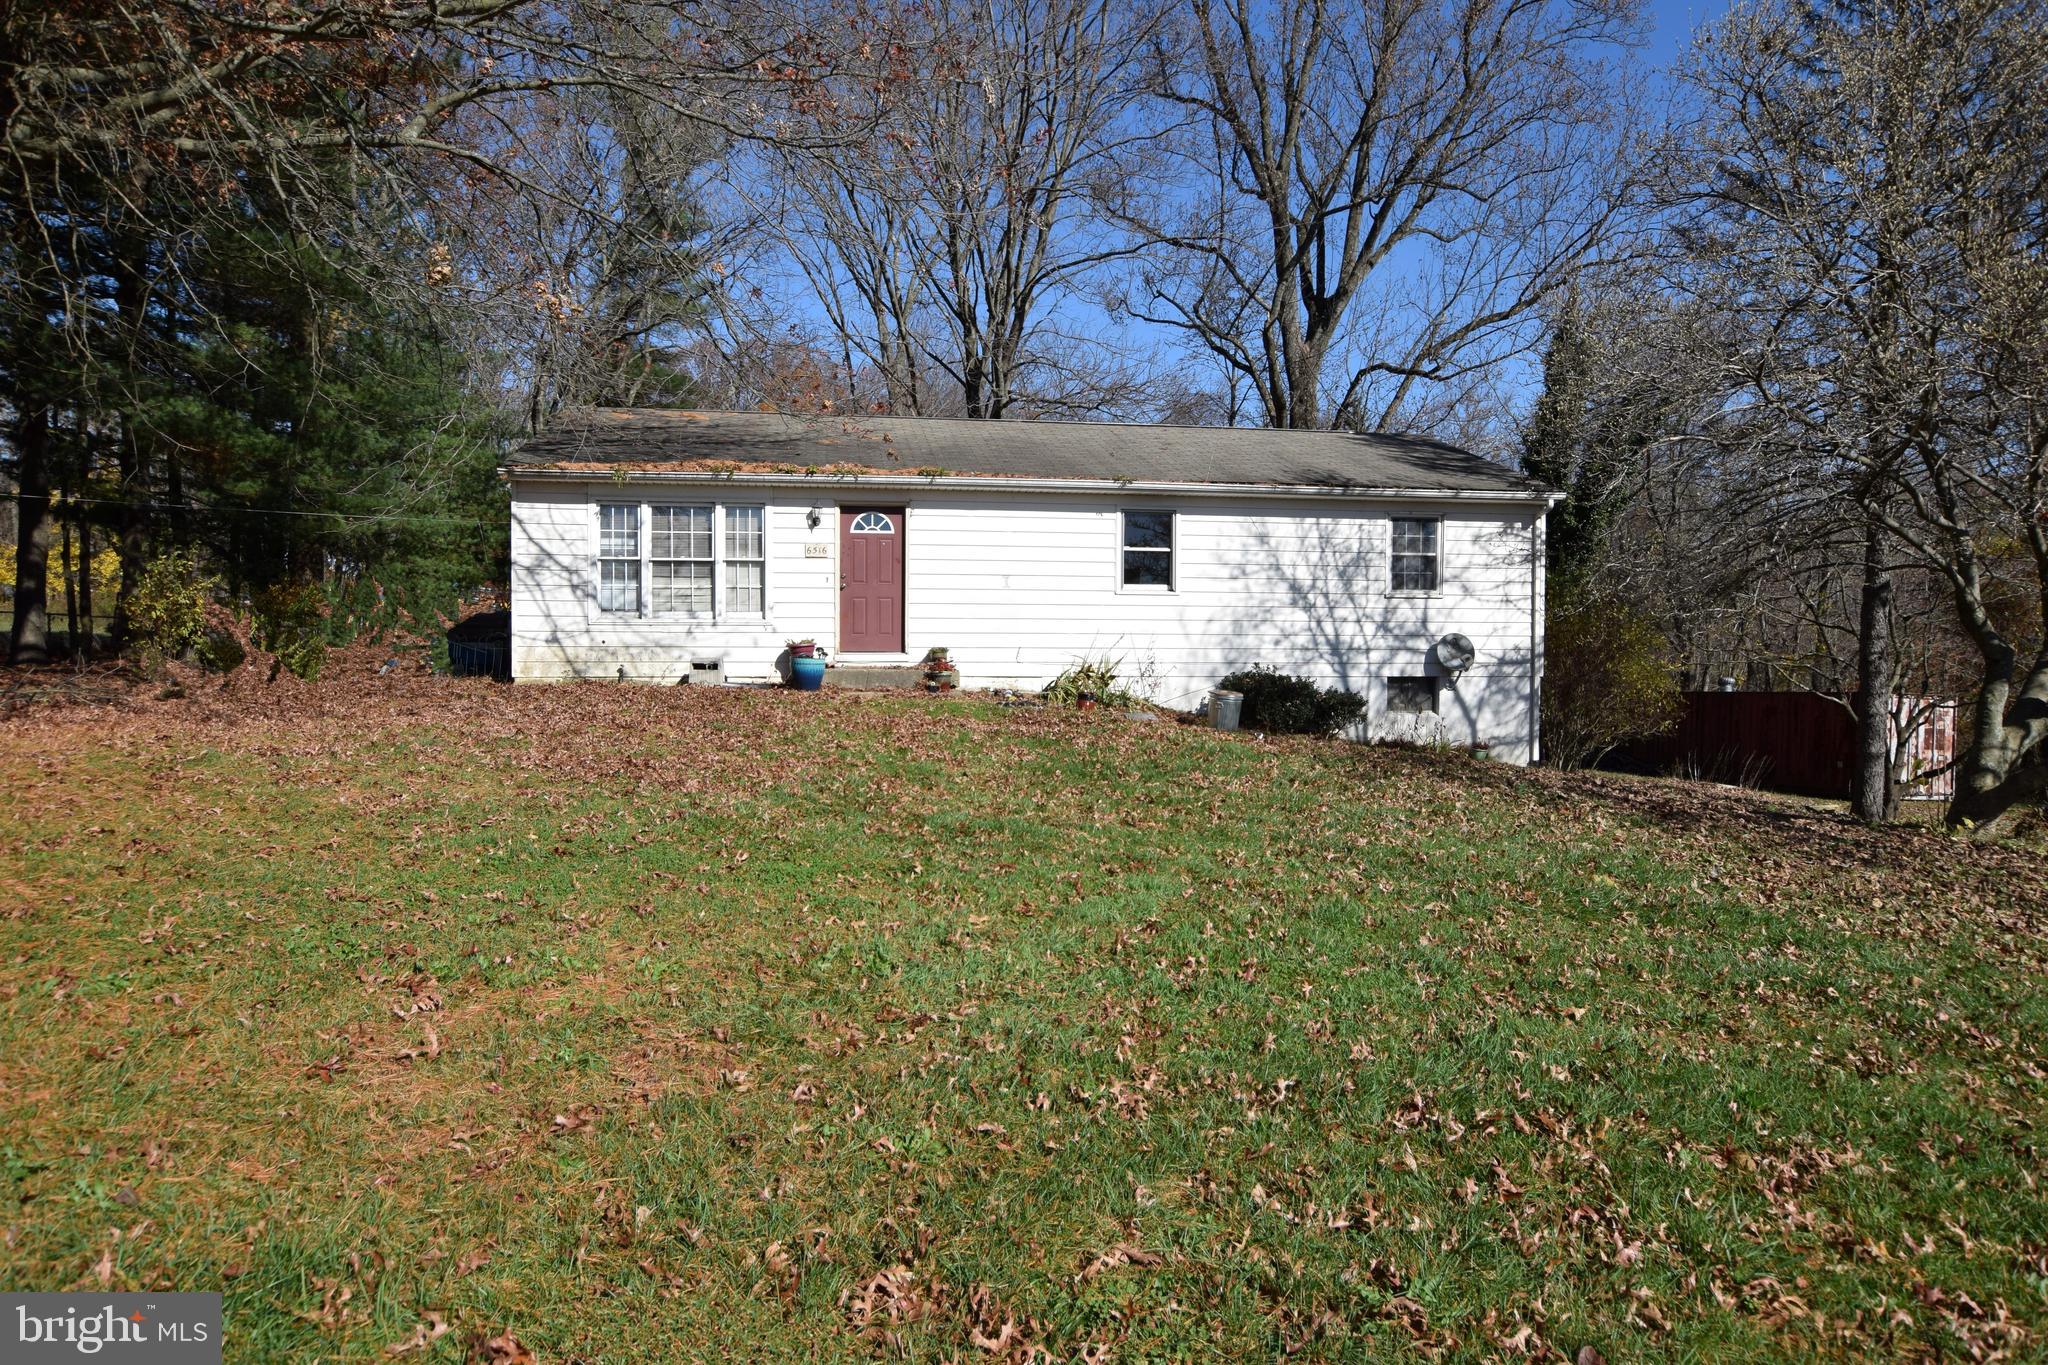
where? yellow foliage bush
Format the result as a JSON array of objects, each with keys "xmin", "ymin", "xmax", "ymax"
[{"xmin": 1542, "ymin": 580, "xmax": 1682, "ymax": 769}]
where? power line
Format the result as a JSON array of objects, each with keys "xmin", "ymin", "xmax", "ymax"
[{"xmin": 0, "ymin": 489, "xmax": 495, "ymax": 527}]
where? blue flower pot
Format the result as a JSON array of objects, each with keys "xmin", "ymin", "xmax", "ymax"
[{"xmin": 790, "ymin": 656, "xmax": 827, "ymax": 691}]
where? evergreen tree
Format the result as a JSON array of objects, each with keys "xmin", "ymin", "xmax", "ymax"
[
  {"xmin": 1521, "ymin": 296, "xmax": 1691, "ymax": 766},
  {"xmin": 1519, "ymin": 301, "xmax": 1651, "ymax": 586},
  {"xmin": 148, "ymin": 207, "xmax": 510, "ymax": 608}
]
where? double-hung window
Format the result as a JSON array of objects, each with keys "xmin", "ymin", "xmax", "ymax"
[
  {"xmin": 724, "ymin": 506, "xmax": 766, "ymax": 615},
  {"xmin": 1121, "ymin": 510, "xmax": 1175, "ymax": 589},
  {"xmin": 597, "ymin": 504, "xmax": 642, "ymax": 613},
  {"xmin": 597, "ymin": 501, "xmax": 768, "ymax": 618},
  {"xmin": 650, "ymin": 505, "xmax": 714, "ymax": 614},
  {"xmin": 1391, "ymin": 517, "xmax": 1440, "ymax": 593}
]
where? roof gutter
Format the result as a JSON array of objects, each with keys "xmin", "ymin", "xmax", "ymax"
[{"xmin": 500, "ymin": 465, "xmax": 1560, "ymax": 507}]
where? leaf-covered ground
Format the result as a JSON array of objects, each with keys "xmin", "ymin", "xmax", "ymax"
[{"xmin": 1, "ymin": 675, "xmax": 2044, "ymax": 1362}]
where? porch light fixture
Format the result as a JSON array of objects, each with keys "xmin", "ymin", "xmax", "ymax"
[{"xmin": 807, "ymin": 504, "xmax": 823, "ymax": 530}]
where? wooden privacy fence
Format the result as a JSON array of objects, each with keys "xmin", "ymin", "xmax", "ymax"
[
  {"xmin": 1624, "ymin": 691, "xmax": 1956, "ymax": 800},
  {"xmin": 1895, "ymin": 700, "xmax": 1958, "ymax": 801}
]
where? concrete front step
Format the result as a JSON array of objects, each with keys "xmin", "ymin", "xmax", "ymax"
[{"xmin": 823, "ymin": 664, "xmax": 927, "ymax": 689}]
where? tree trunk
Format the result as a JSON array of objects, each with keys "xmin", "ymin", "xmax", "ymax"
[
  {"xmin": 108, "ymin": 419, "xmax": 149, "ymax": 650},
  {"xmin": 1947, "ymin": 734, "xmax": 2048, "ymax": 832},
  {"xmin": 1945, "ymin": 651, "xmax": 2048, "ymax": 832},
  {"xmin": 1281, "ymin": 320, "xmax": 1325, "ymax": 429},
  {"xmin": 6, "ymin": 409, "xmax": 53, "ymax": 665},
  {"xmin": 108, "ymin": 230, "xmax": 152, "ymax": 650},
  {"xmin": 61, "ymin": 509, "xmax": 78, "ymax": 657},
  {"xmin": 1851, "ymin": 522, "xmax": 1896, "ymax": 823},
  {"xmin": 1285, "ymin": 384, "xmax": 1319, "ymax": 430},
  {"xmin": 962, "ymin": 354, "xmax": 987, "ymax": 419},
  {"xmin": 77, "ymin": 518, "xmax": 94, "ymax": 657}
]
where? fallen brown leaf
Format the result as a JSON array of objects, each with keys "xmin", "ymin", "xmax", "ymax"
[
  {"xmin": 384, "ymin": 1311, "xmax": 449, "ymax": 1358},
  {"xmin": 1075, "ymin": 1243, "xmax": 1163, "ymax": 1283},
  {"xmin": 474, "ymin": 1331, "xmax": 535, "ymax": 1364}
]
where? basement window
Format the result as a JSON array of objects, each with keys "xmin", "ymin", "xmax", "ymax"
[{"xmin": 1387, "ymin": 676, "xmax": 1439, "ymax": 715}]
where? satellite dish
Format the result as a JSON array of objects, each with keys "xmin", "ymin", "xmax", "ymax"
[{"xmin": 1433, "ymin": 633, "xmax": 1476, "ymax": 674}]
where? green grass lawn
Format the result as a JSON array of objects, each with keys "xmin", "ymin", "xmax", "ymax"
[{"xmin": 1, "ymin": 680, "xmax": 2043, "ymax": 1361}]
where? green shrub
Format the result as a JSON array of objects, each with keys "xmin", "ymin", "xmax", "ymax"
[
  {"xmin": 125, "ymin": 552, "xmax": 214, "ymax": 671},
  {"xmin": 324, "ymin": 569, "xmax": 476, "ymax": 648},
  {"xmin": 1542, "ymin": 579, "xmax": 1681, "ymax": 768},
  {"xmin": 1217, "ymin": 666, "xmax": 1366, "ymax": 736},
  {"xmin": 195, "ymin": 626, "xmax": 246, "ymax": 674},
  {"xmin": 1044, "ymin": 656, "xmax": 1142, "ymax": 709},
  {"xmin": 253, "ymin": 583, "xmax": 329, "ymax": 680}
]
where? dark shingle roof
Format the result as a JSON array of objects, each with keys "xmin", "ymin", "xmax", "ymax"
[{"xmin": 506, "ymin": 408, "xmax": 1543, "ymax": 496}]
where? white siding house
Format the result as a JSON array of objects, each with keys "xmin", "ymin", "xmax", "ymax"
[{"xmin": 505, "ymin": 410, "xmax": 1555, "ymax": 764}]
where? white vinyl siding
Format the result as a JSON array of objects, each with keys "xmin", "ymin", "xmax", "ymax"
[{"xmin": 512, "ymin": 484, "xmax": 1542, "ymax": 763}]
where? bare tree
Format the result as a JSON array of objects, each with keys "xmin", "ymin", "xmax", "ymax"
[
  {"xmin": 752, "ymin": 128, "xmax": 941, "ymax": 413},
  {"xmin": 1124, "ymin": 0, "xmax": 1645, "ymax": 432},
  {"xmin": 452, "ymin": 77, "xmax": 733, "ymax": 430},
  {"xmin": 1, "ymin": 2, "xmax": 865, "ymax": 181},
  {"xmin": 1535, "ymin": 264, "xmax": 1986, "ymax": 813},
  {"xmin": 750, "ymin": 0, "xmax": 1166, "ymax": 418},
  {"xmin": 1677, "ymin": 0, "xmax": 2048, "ymax": 831}
]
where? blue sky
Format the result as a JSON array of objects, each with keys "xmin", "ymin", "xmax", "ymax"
[
  {"xmin": 730, "ymin": 0, "xmax": 1736, "ymax": 433},
  {"xmin": 1643, "ymin": 0, "xmax": 1727, "ymax": 68}
]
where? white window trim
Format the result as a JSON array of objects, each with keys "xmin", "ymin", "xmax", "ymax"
[
  {"xmin": 1117, "ymin": 507, "xmax": 1177, "ymax": 594},
  {"xmin": 592, "ymin": 499, "xmax": 773, "ymax": 623},
  {"xmin": 595, "ymin": 501, "xmax": 643, "ymax": 615},
  {"xmin": 648, "ymin": 503, "xmax": 715, "ymax": 620},
  {"xmin": 1388, "ymin": 515, "xmax": 1443, "ymax": 597},
  {"xmin": 722, "ymin": 504, "xmax": 769, "ymax": 619}
]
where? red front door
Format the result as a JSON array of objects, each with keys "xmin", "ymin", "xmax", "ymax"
[{"xmin": 839, "ymin": 508, "xmax": 905, "ymax": 653}]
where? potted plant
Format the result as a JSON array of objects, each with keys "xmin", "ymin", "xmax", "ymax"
[
  {"xmin": 787, "ymin": 638, "xmax": 819, "ymax": 659},
  {"xmin": 790, "ymin": 650, "xmax": 827, "ymax": 691},
  {"xmin": 922, "ymin": 647, "xmax": 960, "ymax": 693}
]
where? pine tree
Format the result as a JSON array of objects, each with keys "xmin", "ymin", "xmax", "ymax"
[
  {"xmin": 1519, "ymin": 303, "xmax": 1641, "ymax": 586},
  {"xmin": 147, "ymin": 206, "xmax": 509, "ymax": 608}
]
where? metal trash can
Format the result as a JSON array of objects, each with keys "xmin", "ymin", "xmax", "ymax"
[{"xmin": 1209, "ymin": 688, "xmax": 1243, "ymax": 731}]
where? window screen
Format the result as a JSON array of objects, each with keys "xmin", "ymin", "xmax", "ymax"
[{"xmin": 725, "ymin": 506, "xmax": 766, "ymax": 614}]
